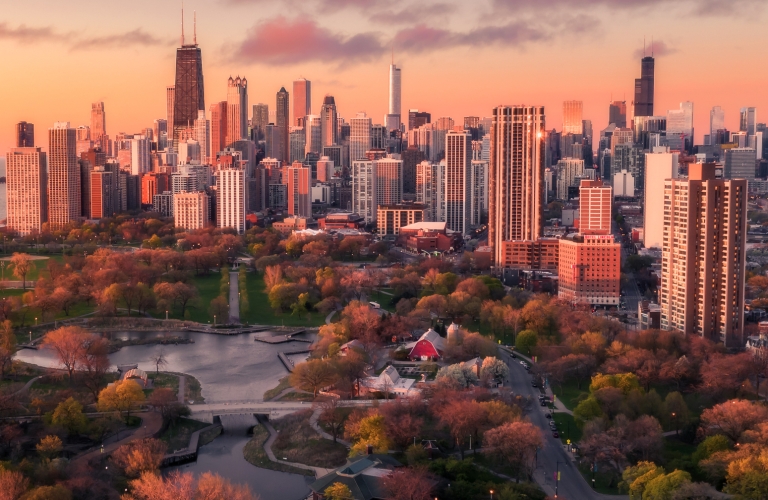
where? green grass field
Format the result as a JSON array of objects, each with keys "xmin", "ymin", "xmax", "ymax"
[
  {"xmin": 0, "ymin": 255, "xmax": 66, "ymax": 283},
  {"xmin": 240, "ymin": 273, "xmax": 325, "ymax": 327},
  {"xmin": 149, "ymin": 273, "xmax": 222, "ymax": 324},
  {"xmin": 552, "ymin": 412, "xmax": 581, "ymax": 444},
  {"xmin": 551, "ymin": 379, "xmax": 588, "ymax": 411}
]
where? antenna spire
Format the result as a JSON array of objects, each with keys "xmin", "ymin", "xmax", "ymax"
[
  {"xmin": 643, "ymin": 36, "xmax": 645, "ymax": 57},
  {"xmin": 181, "ymin": 1, "xmax": 185, "ymax": 46},
  {"xmin": 194, "ymin": 10, "xmax": 197, "ymax": 45},
  {"xmin": 651, "ymin": 36, "xmax": 654, "ymax": 56}
]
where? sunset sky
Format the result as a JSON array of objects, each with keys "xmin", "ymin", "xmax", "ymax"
[{"xmin": 1, "ymin": 0, "xmax": 767, "ymax": 153}]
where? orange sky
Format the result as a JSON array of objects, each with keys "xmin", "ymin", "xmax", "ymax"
[{"xmin": 1, "ymin": 0, "xmax": 767, "ymax": 154}]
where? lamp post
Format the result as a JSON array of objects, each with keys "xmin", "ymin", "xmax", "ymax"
[
  {"xmin": 489, "ymin": 490, "xmax": 494, "ymax": 500},
  {"xmin": 672, "ymin": 412, "xmax": 678, "ymax": 436},
  {"xmin": 214, "ymin": 315, "xmax": 217, "ymax": 326}
]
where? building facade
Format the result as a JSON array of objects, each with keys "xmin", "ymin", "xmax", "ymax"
[
  {"xmin": 578, "ymin": 179, "xmax": 612, "ymax": 235},
  {"xmin": 444, "ymin": 131, "xmax": 472, "ymax": 234},
  {"xmin": 286, "ymin": 163, "xmax": 311, "ymax": 217},
  {"xmin": 215, "ymin": 168, "xmax": 246, "ymax": 233},
  {"xmin": 5, "ymin": 147, "xmax": 47, "ymax": 235},
  {"xmin": 174, "ymin": 191, "xmax": 210, "ymax": 230},
  {"xmin": 558, "ymin": 234, "xmax": 621, "ymax": 305},
  {"xmin": 376, "ymin": 203, "xmax": 426, "ymax": 236},
  {"xmin": 48, "ymin": 123, "xmax": 81, "ymax": 229}
]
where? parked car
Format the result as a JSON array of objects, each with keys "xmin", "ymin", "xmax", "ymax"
[
  {"xmin": 540, "ymin": 400, "xmax": 548, "ymax": 406},
  {"xmin": 545, "ymin": 413, "xmax": 552, "ymax": 419},
  {"xmin": 552, "ymin": 431, "xmax": 559, "ymax": 438},
  {"xmin": 531, "ymin": 381, "xmax": 538, "ymax": 387}
]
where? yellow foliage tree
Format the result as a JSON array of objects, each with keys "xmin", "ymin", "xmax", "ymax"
[
  {"xmin": 97, "ymin": 379, "xmax": 146, "ymax": 421},
  {"xmin": 348, "ymin": 414, "xmax": 391, "ymax": 456},
  {"xmin": 324, "ymin": 482, "xmax": 353, "ymax": 500},
  {"xmin": 36, "ymin": 435, "xmax": 63, "ymax": 461}
]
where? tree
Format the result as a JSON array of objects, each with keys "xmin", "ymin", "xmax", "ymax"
[
  {"xmin": 10, "ymin": 253, "xmax": 32, "ymax": 290},
  {"xmin": 484, "ymin": 421, "xmax": 543, "ymax": 480},
  {"xmin": 515, "ymin": 329, "xmax": 538, "ymax": 356},
  {"xmin": 0, "ymin": 465, "xmax": 28, "ymax": 500},
  {"xmin": 153, "ymin": 282, "xmax": 199, "ymax": 317},
  {"xmin": 0, "ymin": 320, "xmax": 16, "ymax": 380},
  {"xmin": 78, "ymin": 335, "xmax": 110, "ymax": 401},
  {"xmin": 97, "ymin": 379, "xmax": 146, "ymax": 421},
  {"xmin": 700, "ymin": 399, "xmax": 768, "ymax": 442},
  {"xmin": 36, "ymin": 434, "xmax": 63, "ymax": 461},
  {"xmin": 289, "ymin": 359, "xmax": 337, "ymax": 398},
  {"xmin": 195, "ymin": 472, "xmax": 254, "ymax": 500},
  {"xmin": 150, "ymin": 349, "xmax": 168, "ymax": 374},
  {"xmin": 621, "ymin": 461, "xmax": 664, "ymax": 499},
  {"xmin": 699, "ymin": 353, "xmax": 754, "ymax": 398},
  {"xmin": 480, "ymin": 357, "xmax": 509, "ymax": 386},
  {"xmin": 51, "ymin": 397, "xmax": 87, "ymax": 436},
  {"xmin": 348, "ymin": 414, "xmax": 391, "ymax": 455},
  {"xmin": 42, "ymin": 326, "xmax": 90, "ymax": 384},
  {"xmin": 644, "ymin": 470, "xmax": 692, "ymax": 500},
  {"xmin": 20, "ymin": 486, "xmax": 72, "ymax": 500},
  {"xmin": 724, "ymin": 450, "xmax": 768, "ymax": 499},
  {"xmin": 664, "ymin": 392, "xmax": 689, "ymax": 435},
  {"xmin": 112, "ymin": 438, "xmax": 168, "ymax": 478},
  {"xmin": 382, "ymin": 467, "xmax": 436, "ymax": 500},
  {"xmin": 439, "ymin": 400, "xmax": 483, "ymax": 459},
  {"xmin": 324, "ymin": 482, "xmax": 353, "ymax": 500},
  {"xmin": 435, "ymin": 364, "xmax": 479, "ymax": 389},
  {"xmin": 124, "ymin": 471, "xmax": 194, "ymax": 500},
  {"xmin": 317, "ymin": 397, "xmax": 346, "ymax": 443},
  {"xmin": 149, "ymin": 388, "xmax": 189, "ymax": 426}
]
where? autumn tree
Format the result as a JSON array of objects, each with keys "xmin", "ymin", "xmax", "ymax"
[
  {"xmin": 79, "ymin": 335, "xmax": 110, "ymax": 400},
  {"xmin": 700, "ymin": 399, "xmax": 768, "ymax": 442},
  {"xmin": 484, "ymin": 421, "xmax": 543, "ymax": 480},
  {"xmin": 19, "ymin": 485, "xmax": 72, "ymax": 500},
  {"xmin": 347, "ymin": 413, "xmax": 392, "ymax": 455},
  {"xmin": 289, "ymin": 359, "xmax": 337, "ymax": 398},
  {"xmin": 382, "ymin": 467, "xmax": 435, "ymax": 500},
  {"xmin": 324, "ymin": 482, "xmax": 353, "ymax": 500},
  {"xmin": 0, "ymin": 320, "xmax": 16, "ymax": 380},
  {"xmin": 51, "ymin": 397, "xmax": 87, "ymax": 436},
  {"xmin": 36, "ymin": 434, "xmax": 63, "ymax": 461},
  {"xmin": 42, "ymin": 326, "xmax": 90, "ymax": 384},
  {"xmin": 10, "ymin": 253, "xmax": 32, "ymax": 290},
  {"xmin": 0, "ymin": 465, "xmax": 28, "ymax": 500},
  {"xmin": 439, "ymin": 400, "xmax": 483, "ymax": 458},
  {"xmin": 317, "ymin": 397, "xmax": 346, "ymax": 443},
  {"xmin": 154, "ymin": 282, "xmax": 199, "ymax": 317},
  {"xmin": 112, "ymin": 438, "xmax": 168, "ymax": 477},
  {"xmin": 149, "ymin": 388, "xmax": 190, "ymax": 426},
  {"xmin": 97, "ymin": 379, "xmax": 146, "ymax": 421}
]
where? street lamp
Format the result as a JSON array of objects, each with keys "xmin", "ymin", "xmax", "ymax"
[
  {"xmin": 671, "ymin": 412, "xmax": 678, "ymax": 436},
  {"xmin": 214, "ymin": 315, "xmax": 217, "ymax": 326},
  {"xmin": 489, "ymin": 490, "xmax": 494, "ymax": 500}
]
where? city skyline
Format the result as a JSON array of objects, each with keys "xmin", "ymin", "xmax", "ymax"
[{"xmin": 1, "ymin": 1, "xmax": 767, "ymax": 153}]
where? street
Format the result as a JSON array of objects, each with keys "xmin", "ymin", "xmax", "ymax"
[{"xmin": 498, "ymin": 349, "xmax": 628, "ymax": 500}]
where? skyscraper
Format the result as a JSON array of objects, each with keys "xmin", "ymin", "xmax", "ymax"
[
  {"xmin": 740, "ymin": 107, "xmax": 757, "ymax": 136},
  {"xmin": 710, "ymin": 106, "xmax": 725, "ymax": 136},
  {"xmin": 209, "ymin": 101, "xmax": 227, "ymax": 158},
  {"xmin": 408, "ymin": 110, "xmax": 431, "ymax": 131},
  {"xmin": 350, "ymin": 113, "xmax": 372, "ymax": 163},
  {"xmin": 6, "ymin": 147, "xmax": 47, "ymax": 235},
  {"xmin": 489, "ymin": 106, "xmax": 546, "ymax": 265},
  {"xmin": 166, "ymin": 86, "xmax": 175, "ymax": 140},
  {"xmin": 444, "ymin": 131, "xmax": 472, "ymax": 234},
  {"xmin": 293, "ymin": 78, "xmax": 311, "ymax": 127},
  {"xmin": 660, "ymin": 163, "xmax": 746, "ymax": 348},
  {"xmin": 608, "ymin": 101, "xmax": 627, "ymax": 128},
  {"xmin": 215, "ymin": 167, "xmax": 246, "ymax": 233},
  {"xmin": 89, "ymin": 167, "xmax": 114, "ymax": 219},
  {"xmin": 578, "ymin": 179, "xmax": 612, "ymax": 235},
  {"xmin": 388, "ymin": 63, "xmax": 401, "ymax": 131},
  {"xmin": 286, "ymin": 162, "xmax": 311, "ymax": 217},
  {"xmin": 305, "ymin": 115, "xmax": 322, "ymax": 156},
  {"xmin": 320, "ymin": 96, "xmax": 338, "ymax": 147},
  {"xmin": 634, "ymin": 56, "xmax": 655, "ymax": 117},
  {"xmin": 563, "ymin": 101, "xmax": 583, "ymax": 135},
  {"xmin": 194, "ymin": 110, "xmax": 210, "ymax": 163},
  {"xmin": 644, "ymin": 148, "xmax": 679, "ymax": 249},
  {"xmin": 15, "ymin": 122, "xmax": 34, "ymax": 147},
  {"xmin": 416, "ymin": 161, "xmax": 444, "ymax": 222},
  {"xmin": 666, "ymin": 101, "xmax": 694, "ymax": 151},
  {"xmin": 172, "ymin": 20, "xmax": 205, "ymax": 149},
  {"xmin": 252, "ymin": 103, "xmax": 269, "ymax": 142},
  {"xmin": 174, "ymin": 191, "xmax": 210, "ymax": 230},
  {"xmin": 48, "ymin": 123, "xmax": 81, "ymax": 229},
  {"xmin": 276, "ymin": 87, "xmax": 290, "ymax": 163},
  {"xmin": 91, "ymin": 102, "xmax": 106, "ymax": 147},
  {"xmin": 226, "ymin": 76, "xmax": 248, "ymax": 146}
]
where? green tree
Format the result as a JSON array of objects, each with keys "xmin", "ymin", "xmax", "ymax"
[
  {"xmin": 664, "ymin": 391, "xmax": 689, "ymax": 435},
  {"xmin": 515, "ymin": 329, "xmax": 538, "ymax": 356},
  {"xmin": 621, "ymin": 461, "xmax": 664, "ymax": 500},
  {"xmin": 573, "ymin": 396, "xmax": 604, "ymax": 427},
  {"xmin": 590, "ymin": 372, "xmax": 641, "ymax": 394},
  {"xmin": 643, "ymin": 470, "xmax": 691, "ymax": 500},
  {"xmin": 692, "ymin": 435, "xmax": 731, "ymax": 465},
  {"xmin": 51, "ymin": 397, "xmax": 88, "ymax": 436},
  {"xmin": 146, "ymin": 234, "xmax": 162, "ymax": 249},
  {"xmin": 324, "ymin": 482, "xmax": 353, "ymax": 500}
]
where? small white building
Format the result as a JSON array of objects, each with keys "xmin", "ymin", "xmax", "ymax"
[{"xmin": 361, "ymin": 366, "xmax": 416, "ymax": 395}]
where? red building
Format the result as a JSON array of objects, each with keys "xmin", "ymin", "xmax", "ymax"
[{"xmin": 408, "ymin": 329, "xmax": 446, "ymax": 361}]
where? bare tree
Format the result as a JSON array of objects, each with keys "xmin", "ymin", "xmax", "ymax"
[
  {"xmin": 150, "ymin": 349, "xmax": 168, "ymax": 374},
  {"xmin": 316, "ymin": 397, "xmax": 346, "ymax": 443}
]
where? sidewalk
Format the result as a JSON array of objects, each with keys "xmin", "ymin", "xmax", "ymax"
[
  {"xmin": 309, "ymin": 408, "xmax": 351, "ymax": 447},
  {"xmin": 261, "ymin": 420, "xmax": 332, "ymax": 477},
  {"xmin": 71, "ymin": 410, "xmax": 163, "ymax": 467}
]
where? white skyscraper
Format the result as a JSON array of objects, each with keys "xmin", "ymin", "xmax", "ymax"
[
  {"xmin": 740, "ymin": 107, "xmax": 757, "ymax": 136},
  {"xmin": 194, "ymin": 110, "xmax": 210, "ymax": 163},
  {"xmin": 351, "ymin": 156, "xmax": 403, "ymax": 224},
  {"xmin": 471, "ymin": 159, "xmax": 488, "ymax": 227},
  {"xmin": 710, "ymin": 106, "xmax": 725, "ymax": 136},
  {"xmin": 48, "ymin": 122, "xmax": 80, "ymax": 229},
  {"xmin": 644, "ymin": 147, "xmax": 679, "ymax": 249},
  {"xmin": 444, "ymin": 131, "xmax": 472, "ymax": 234},
  {"xmin": 416, "ymin": 160, "xmax": 444, "ymax": 222},
  {"xmin": 666, "ymin": 101, "xmax": 694, "ymax": 151},
  {"xmin": 129, "ymin": 135, "xmax": 151, "ymax": 175},
  {"xmin": 305, "ymin": 115, "xmax": 322, "ymax": 156},
  {"xmin": 388, "ymin": 64, "xmax": 401, "ymax": 131},
  {"xmin": 215, "ymin": 167, "xmax": 246, "ymax": 234},
  {"xmin": 350, "ymin": 113, "xmax": 372, "ymax": 163},
  {"xmin": 6, "ymin": 147, "xmax": 47, "ymax": 235}
]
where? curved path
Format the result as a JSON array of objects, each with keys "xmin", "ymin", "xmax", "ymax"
[
  {"xmin": 70, "ymin": 410, "xmax": 163, "ymax": 467},
  {"xmin": 9, "ymin": 376, "xmax": 42, "ymax": 397},
  {"xmin": 261, "ymin": 420, "xmax": 332, "ymax": 477}
]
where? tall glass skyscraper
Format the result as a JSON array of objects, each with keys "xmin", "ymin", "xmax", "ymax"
[
  {"xmin": 276, "ymin": 87, "xmax": 290, "ymax": 163},
  {"xmin": 172, "ymin": 36, "xmax": 205, "ymax": 149},
  {"xmin": 634, "ymin": 56, "xmax": 655, "ymax": 117}
]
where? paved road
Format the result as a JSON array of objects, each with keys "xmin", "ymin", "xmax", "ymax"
[
  {"xmin": 229, "ymin": 271, "xmax": 239, "ymax": 324},
  {"xmin": 498, "ymin": 349, "xmax": 627, "ymax": 500}
]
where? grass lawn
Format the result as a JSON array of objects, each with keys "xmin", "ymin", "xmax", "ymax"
[
  {"xmin": 0, "ymin": 255, "xmax": 66, "ymax": 283},
  {"xmin": 553, "ymin": 412, "xmax": 581, "ymax": 444},
  {"xmin": 577, "ymin": 463, "xmax": 621, "ymax": 495},
  {"xmin": 243, "ymin": 424, "xmax": 315, "ymax": 476},
  {"xmin": 272, "ymin": 409, "xmax": 349, "ymax": 468},
  {"xmin": 551, "ymin": 379, "xmax": 588, "ymax": 411},
  {"xmin": 160, "ymin": 418, "xmax": 211, "ymax": 452},
  {"xmin": 277, "ymin": 391, "xmax": 314, "ymax": 402},
  {"xmin": 240, "ymin": 273, "xmax": 325, "ymax": 327},
  {"xmin": 148, "ymin": 273, "xmax": 222, "ymax": 324},
  {"xmin": 183, "ymin": 373, "xmax": 204, "ymax": 403},
  {"xmin": 148, "ymin": 372, "xmax": 180, "ymax": 396},
  {"xmin": 263, "ymin": 376, "xmax": 291, "ymax": 400}
]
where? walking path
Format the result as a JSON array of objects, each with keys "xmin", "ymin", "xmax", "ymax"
[
  {"xmin": 9, "ymin": 376, "xmax": 42, "ymax": 397},
  {"xmin": 261, "ymin": 420, "xmax": 332, "ymax": 477},
  {"xmin": 177, "ymin": 374, "xmax": 186, "ymax": 404},
  {"xmin": 325, "ymin": 310, "xmax": 337, "ymax": 325},
  {"xmin": 229, "ymin": 271, "xmax": 240, "ymax": 324},
  {"xmin": 70, "ymin": 410, "xmax": 164, "ymax": 467},
  {"xmin": 309, "ymin": 408, "xmax": 351, "ymax": 447}
]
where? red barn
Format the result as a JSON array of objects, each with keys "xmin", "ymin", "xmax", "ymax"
[{"xmin": 408, "ymin": 329, "xmax": 446, "ymax": 361}]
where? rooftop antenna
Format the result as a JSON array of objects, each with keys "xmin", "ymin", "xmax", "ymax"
[
  {"xmin": 651, "ymin": 36, "xmax": 654, "ymax": 56},
  {"xmin": 391, "ymin": 42, "xmax": 394, "ymax": 65},
  {"xmin": 643, "ymin": 36, "xmax": 646, "ymax": 57},
  {"xmin": 181, "ymin": 1, "xmax": 185, "ymax": 46},
  {"xmin": 194, "ymin": 10, "xmax": 197, "ymax": 45}
]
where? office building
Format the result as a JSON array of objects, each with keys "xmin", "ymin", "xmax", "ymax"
[
  {"xmin": 634, "ymin": 56, "xmax": 655, "ymax": 117},
  {"xmin": 710, "ymin": 106, "xmax": 725, "ymax": 136},
  {"xmin": 209, "ymin": 101, "xmax": 227, "ymax": 159},
  {"xmin": 153, "ymin": 191, "xmax": 174, "ymax": 217},
  {"xmin": 643, "ymin": 148, "xmax": 679, "ymax": 249},
  {"xmin": 489, "ymin": 106, "xmax": 546, "ymax": 265},
  {"xmin": 141, "ymin": 173, "xmax": 169, "ymax": 206},
  {"xmin": 226, "ymin": 76, "xmax": 248, "ymax": 146},
  {"xmin": 276, "ymin": 87, "xmax": 290, "ymax": 163},
  {"xmin": 613, "ymin": 170, "xmax": 635, "ymax": 197},
  {"xmin": 194, "ymin": 110, "xmax": 210, "ymax": 163},
  {"xmin": 578, "ymin": 179, "xmax": 611, "ymax": 235},
  {"xmin": 215, "ymin": 167, "xmax": 246, "ymax": 233},
  {"xmin": 172, "ymin": 32, "xmax": 205, "ymax": 148},
  {"xmin": 320, "ymin": 96, "xmax": 338, "ymax": 147},
  {"xmin": 377, "ymin": 203, "xmax": 426, "ymax": 236},
  {"xmin": 286, "ymin": 163, "xmax": 311, "ymax": 217},
  {"xmin": 499, "ymin": 239, "xmax": 560, "ymax": 270},
  {"xmin": 5, "ymin": 147, "xmax": 47, "ymax": 235},
  {"xmin": 556, "ymin": 158, "xmax": 585, "ymax": 200},
  {"xmin": 129, "ymin": 136, "xmax": 151, "ymax": 175},
  {"xmin": 48, "ymin": 123, "xmax": 80, "ymax": 229},
  {"xmin": 558, "ymin": 234, "xmax": 621, "ymax": 305},
  {"xmin": 289, "ymin": 127, "xmax": 307, "ymax": 164},
  {"xmin": 609, "ymin": 101, "xmax": 627, "ymax": 128},
  {"xmin": 16, "ymin": 122, "xmax": 34, "ymax": 147},
  {"xmin": 174, "ymin": 191, "xmax": 210, "ymax": 230},
  {"xmin": 352, "ymin": 155, "xmax": 403, "ymax": 224},
  {"xmin": 408, "ymin": 110, "xmax": 431, "ymax": 131},
  {"xmin": 563, "ymin": 101, "xmax": 583, "ymax": 135},
  {"xmin": 305, "ymin": 115, "xmax": 321, "ymax": 156},
  {"xmin": 402, "ymin": 146, "xmax": 425, "ymax": 195},
  {"xmin": 660, "ymin": 163, "xmax": 747, "ymax": 348},
  {"xmin": 89, "ymin": 167, "xmax": 114, "ymax": 219},
  {"xmin": 666, "ymin": 101, "xmax": 694, "ymax": 152},
  {"xmin": 740, "ymin": 107, "xmax": 757, "ymax": 136},
  {"xmin": 444, "ymin": 130, "xmax": 472, "ymax": 234},
  {"xmin": 350, "ymin": 113, "xmax": 372, "ymax": 163},
  {"xmin": 388, "ymin": 63, "xmax": 401, "ymax": 130},
  {"xmin": 252, "ymin": 103, "xmax": 269, "ymax": 141},
  {"xmin": 724, "ymin": 148, "xmax": 757, "ymax": 179},
  {"xmin": 293, "ymin": 79, "xmax": 311, "ymax": 127},
  {"xmin": 166, "ymin": 86, "xmax": 175, "ymax": 137},
  {"xmin": 316, "ymin": 156, "xmax": 334, "ymax": 183},
  {"xmin": 471, "ymin": 159, "xmax": 488, "ymax": 227},
  {"xmin": 91, "ymin": 102, "xmax": 106, "ymax": 147},
  {"xmin": 416, "ymin": 161, "xmax": 444, "ymax": 222}
]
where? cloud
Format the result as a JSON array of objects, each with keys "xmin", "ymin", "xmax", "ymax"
[
  {"xmin": 633, "ymin": 40, "xmax": 675, "ymax": 58},
  {"xmin": 0, "ymin": 22, "xmax": 172, "ymax": 50},
  {"xmin": 225, "ymin": 0, "xmax": 387, "ymax": 12},
  {"xmin": 232, "ymin": 17, "xmax": 385, "ymax": 65},
  {"xmin": 491, "ymin": 0, "xmax": 763, "ymax": 16},
  {"xmin": 373, "ymin": 3, "xmax": 457, "ymax": 26}
]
